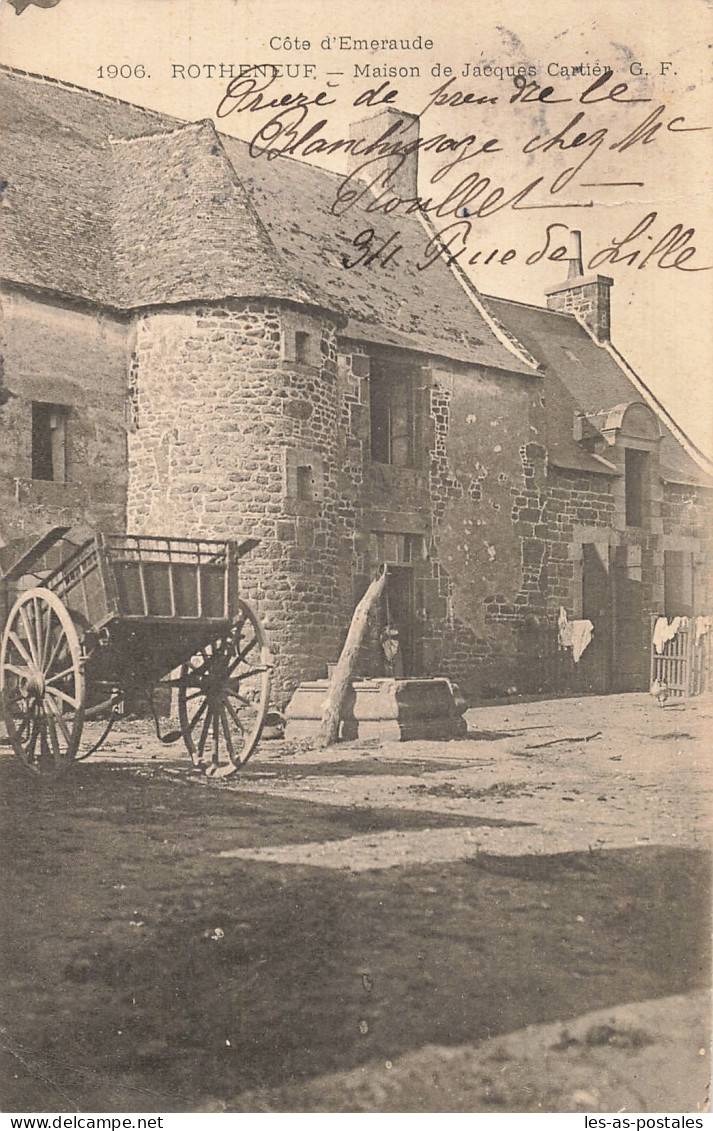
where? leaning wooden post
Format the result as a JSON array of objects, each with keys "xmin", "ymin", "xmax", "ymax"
[{"xmin": 317, "ymin": 565, "xmax": 388, "ymax": 747}]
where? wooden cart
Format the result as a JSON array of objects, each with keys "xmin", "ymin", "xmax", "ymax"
[{"xmin": 0, "ymin": 530, "xmax": 272, "ymax": 777}]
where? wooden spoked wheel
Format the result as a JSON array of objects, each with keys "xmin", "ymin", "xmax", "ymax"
[
  {"xmin": 178, "ymin": 600, "xmax": 272, "ymax": 776},
  {"xmin": 0, "ymin": 588, "xmax": 86, "ymax": 776}
]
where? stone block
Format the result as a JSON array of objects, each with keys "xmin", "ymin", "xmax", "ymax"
[{"xmin": 284, "ymin": 678, "xmax": 467, "ymax": 741}]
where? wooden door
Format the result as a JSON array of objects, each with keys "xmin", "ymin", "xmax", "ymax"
[
  {"xmin": 581, "ymin": 542, "xmax": 612, "ymax": 693},
  {"xmin": 382, "ymin": 566, "xmax": 419, "ymax": 677},
  {"xmin": 612, "ymin": 546, "xmax": 648, "ymax": 691}
]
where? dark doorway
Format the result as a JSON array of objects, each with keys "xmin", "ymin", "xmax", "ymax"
[
  {"xmin": 380, "ymin": 566, "xmax": 419, "ymax": 677},
  {"xmin": 581, "ymin": 543, "xmax": 612, "ymax": 693},
  {"xmin": 664, "ymin": 550, "xmax": 694, "ymax": 618},
  {"xmin": 612, "ymin": 546, "xmax": 648, "ymax": 691},
  {"xmin": 624, "ymin": 448, "xmax": 649, "ymax": 527}
]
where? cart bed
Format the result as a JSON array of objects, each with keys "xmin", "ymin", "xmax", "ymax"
[{"xmin": 43, "ymin": 534, "xmax": 252, "ymax": 629}]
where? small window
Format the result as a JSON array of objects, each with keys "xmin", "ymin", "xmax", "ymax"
[
  {"xmin": 285, "ymin": 447, "xmax": 323, "ymax": 500},
  {"xmin": 295, "ymin": 331, "xmax": 310, "ymax": 365},
  {"xmin": 296, "ymin": 465, "xmax": 313, "ymax": 500},
  {"xmin": 373, "ymin": 532, "xmax": 424, "ymax": 564},
  {"xmin": 403, "ymin": 534, "xmax": 423, "ymax": 564},
  {"xmin": 32, "ymin": 403, "xmax": 68, "ymax": 482},
  {"xmin": 624, "ymin": 448, "xmax": 648, "ymax": 527},
  {"xmin": 370, "ymin": 370, "xmax": 418, "ymax": 468}
]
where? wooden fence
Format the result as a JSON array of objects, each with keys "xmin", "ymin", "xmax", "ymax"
[{"xmin": 650, "ymin": 616, "xmax": 713, "ymax": 698}]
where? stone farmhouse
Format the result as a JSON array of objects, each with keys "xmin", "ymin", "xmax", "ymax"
[{"xmin": 1, "ymin": 64, "xmax": 711, "ymax": 704}]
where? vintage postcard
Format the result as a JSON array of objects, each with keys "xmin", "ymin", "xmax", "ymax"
[{"xmin": 0, "ymin": 0, "xmax": 711, "ymax": 1118}]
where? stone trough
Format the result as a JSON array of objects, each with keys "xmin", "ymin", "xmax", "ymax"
[{"xmin": 284, "ymin": 677, "xmax": 468, "ymax": 742}]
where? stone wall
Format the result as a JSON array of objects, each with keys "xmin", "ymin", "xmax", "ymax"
[
  {"xmin": 545, "ymin": 467, "xmax": 617, "ymax": 617},
  {"xmin": 423, "ymin": 368, "xmax": 548, "ymax": 697},
  {"xmin": 337, "ymin": 348, "xmax": 549, "ymax": 700},
  {"xmin": 545, "ymin": 275, "xmax": 613, "ymax": 341},
  {"xmin": 661, "ymin": 480, "xmax": 713, "ymax": 612},
  {"xmin": 128, "ymin": 308, "xmax": 551, "ymax": 703},
  {"xmin": 8, "ymin": 287, "xmax": 711, "ymax": 707},
  {"xmin": 543, "ymin": 464, "xmax": 713, "ymax": 692},
  {"xmin": 0, "ymin": 287, "xmax": 128, "ymax": 548}
]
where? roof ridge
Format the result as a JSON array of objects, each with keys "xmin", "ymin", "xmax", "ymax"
[
  {"xmin": 0, "ymin": 62, "xmax": 180, "ymax": 125},
  {"xmin": 0, "ymin": 65, "xmax": 598, "ymax": 372},
  {"xmin": 108, "ymin": 119, "xmax": 213, "ymax": 146},
  {"xmin": 483, "ymin": 292, "xmax": 579, "ymax": 320},
  {"xmin": 1, "ymin": 64, "xmax": 352, "ymax": 182},
  {"xmin": 218, "ymin": 132, "xmax": 349, "ymax": 184}
]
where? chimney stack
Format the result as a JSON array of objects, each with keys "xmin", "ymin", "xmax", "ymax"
[
  {"xmin": 347, "ymin": 106, "xmax": 420, "ymax": 201},
  {"xmin": 567, "ymin": 230, "xmax": 583, "ymax": 278},
  {"xmin": 545, "ymin": 230, "xmax": 613, "ymax": 341}
]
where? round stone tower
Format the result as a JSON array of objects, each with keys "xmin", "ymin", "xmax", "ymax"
[{"xmin": 126, "ymin": 297, "xmax": 352, "ymax": 703}]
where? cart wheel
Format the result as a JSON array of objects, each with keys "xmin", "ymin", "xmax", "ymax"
[
  {"xmin": 0, "ymin": 588, "xmax": 86, "ymax": 776},
  {"xmin": 178, "ymin": 600, "xmax": 272, "ymax": 777}
]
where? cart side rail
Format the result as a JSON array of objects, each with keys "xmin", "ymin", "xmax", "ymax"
[{"xmin": 42, "ymin": 534, "xmax": 258, "ymax": 624}]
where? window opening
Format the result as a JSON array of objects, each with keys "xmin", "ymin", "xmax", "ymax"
[
  {"xmin": 370, "ymin": 370, "xmax": 417, "ymax": 467},
  {"xmin": 295, "ymin": 331, "xmax": 310, "ymax": 365},
  {"xmin": 32, "ymin": 403, "xmax": 67, "ymax": 482},
  {"xmin": 296, "ymin": 465, "xmax": 313, "ymax": 501},
  {"xmin": 403, "ymin": 534, "xmax": 423, "ymax": 564},
  {"xmin": 624, "ymin": 448, "xmax": 648, "ymax": 527}
]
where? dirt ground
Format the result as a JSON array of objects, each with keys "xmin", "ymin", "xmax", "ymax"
[{"xmin": 0, "ymin": 691, "xmax": 711, "ymax": 1113}]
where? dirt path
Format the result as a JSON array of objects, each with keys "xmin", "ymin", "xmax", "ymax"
[
  {"xmin": 169, "ymin": 691, "xmax": 713, "ymax": 864},
  {"xmin": 231, "ymin": 992, "xmax": 711, "ymax": 1113},
  {"xmin": 1, "ymin": 692, "xmax": 710, "ymax": 1113}
]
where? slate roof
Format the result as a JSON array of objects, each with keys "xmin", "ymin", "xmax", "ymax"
[
  {"xmin": 484, "ymin": 296, "xmax": 713, "ymax": 487},
  {"xmin": 2, "ymin": 64, "xmax": 707, "ymax": 479},
  {"xmin": 109, "ymin": 125, "xmax": 322, "ymax": 308},
  {"xmin": 219, "ymin": 135, "xmax": 532, "ymax": 372},
  {"xmin": 0, "ymin": 65, "xmax": 532, "ymax": 374},
  {"xmin": 0, "ymin": 68, "xmax": 319, "ymax": 308}
]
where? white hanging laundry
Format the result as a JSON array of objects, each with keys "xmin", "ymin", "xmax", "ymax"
[
  {"xmin": 653, "ymin": 616, "xmax": 682, "ymax": 654},
  {"xmin": 695, "ymin": 615, "xmax": 713, "ymax": 646},
  {"xmin": 571, "ymin": 619, "xmax": 594, "ymax": 663},
  {"xmin": 652, "ymin": 616, "xmax": 669, "ymax": 653},
  {"xmin": 558, "ymin": 607, "xmax": 594, "ymax": 661}
]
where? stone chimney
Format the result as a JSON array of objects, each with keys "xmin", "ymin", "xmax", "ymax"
[
  {"xmin": 348, "ymin": 106, "xmax": 420, "ymax": 200},
  {"xmin": 545, "ymin": 230, "xmax": 613, "ymax": 341}
]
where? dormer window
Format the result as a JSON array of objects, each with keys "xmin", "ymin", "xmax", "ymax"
[{"xmin": 587, "ymin": 404, "xmax": 660, "ymax": 531}]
